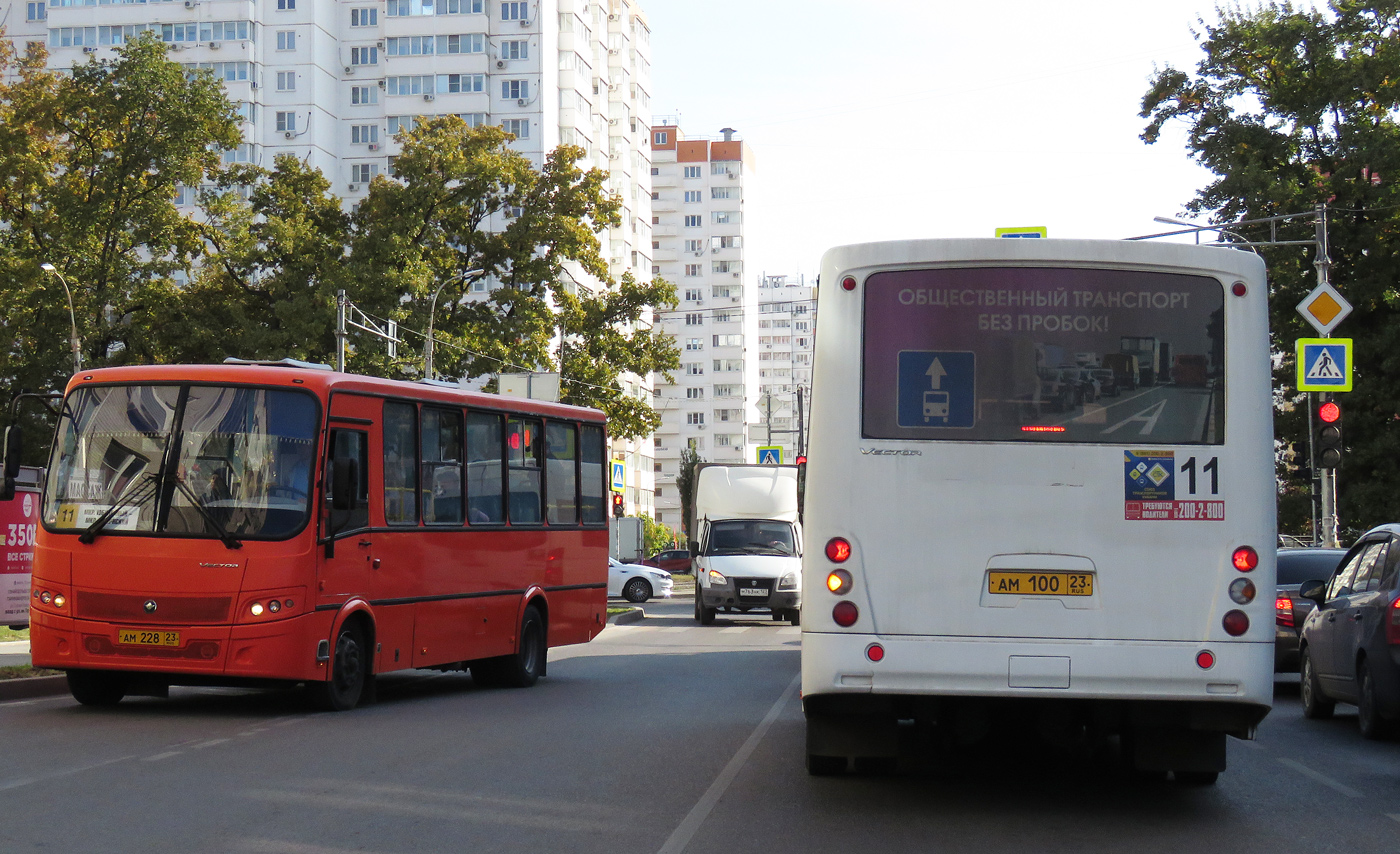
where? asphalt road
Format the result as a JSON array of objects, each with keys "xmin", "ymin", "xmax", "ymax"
[{"xmin": 3, "ymin": 596, "xmax": 1400, "ymax": 854}]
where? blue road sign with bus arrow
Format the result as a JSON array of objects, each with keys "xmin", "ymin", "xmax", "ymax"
[{"xmin": 897, "ymin": 350, "xmax": 975, "ymax": 429}]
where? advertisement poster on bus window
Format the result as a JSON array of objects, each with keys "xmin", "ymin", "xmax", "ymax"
[{"xmin": 1, "ymin": 487, "xmax": 38, "ymax": 625}]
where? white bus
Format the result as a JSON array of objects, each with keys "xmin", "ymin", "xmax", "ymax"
[{"xmin": 801, "ymin": 239, "xmax": 1274, "ymax": 783}]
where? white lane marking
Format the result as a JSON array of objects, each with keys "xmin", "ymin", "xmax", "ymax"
[
  {"xmin": 0, "ymin": 754, "xmax": 136, "ymax": 792},
  {"xmin": 660, "ymin": 627, "xmax": 689, "ymax": 633},
  {"xmin": 719, "ymin": 627, "xmax": 749, "ymax": 634},
  {"xmin": 1277, "ymin": 757, "xmax": 1362, "ymax": 798},
  {"xmin": 1102, "ymin": 398, "xmax": 1167, "ymax": 435},
  {"xmin": 142, "ymin": 751, "xmax": 183, "ymax": 762},
  {"xmin": 1388, "ymin": 814, "xmax": 1400, "ymax": 824},
  {"xmin": 777, "ymin": 628, "xmax": 801, "ymax": 636},
  {"xmin": 193, "ymin": 738, "xmax": 231, "ymax": 749},
  {"xmin": 0, "ymin": 696, "xmax": 70, "ymax": 709},
  {"xmin": 656, "ymin": 673, "xmax": 799, "ymax": 854}
]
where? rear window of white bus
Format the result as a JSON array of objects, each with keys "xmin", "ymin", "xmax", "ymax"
[{"xmin": 861, "ymin": 266, "xmax": 1225, "ymax": 444}]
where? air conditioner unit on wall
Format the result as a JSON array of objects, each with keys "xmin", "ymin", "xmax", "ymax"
[
  {"xmin": 520, "ymin": 18, "xmax": 530, "ymax": 27},
  {"xmin": 344, "ymin": 66, "xmax": 353, "ymax": 74},
  {"xmin": 347, "ymin": 184, "xmax": 358, "ymax": 192},
  {"xmin": 496, "ymin": 59, "xmax": 506, "ymax": 68},
  {"xmin": 423, "ymin": 93, "xmax": 435, "ymax": 101},
  {"xmin": 209, "ymin": 41, "xmax": 220, "ymax": 49},
  {"xmin": 184, "ymin": 0, "xmax": 195, "ymax": 7},
  {"xmin": 368, "ymin": 143, "xmax": 380, "ymax": 151},
  {"xmin": 82, "ymin": 46, "xmax": 97, "ymax": 53},
  {"xmin": 284, "ymin": 131, "xmax": 294, "ymax": 140},
  {"xmin": 517, "ymin": 98, "xmax": 527, "ymax": 106}
]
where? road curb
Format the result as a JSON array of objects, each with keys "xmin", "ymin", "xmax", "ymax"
[
  {"xmin": 0, "ymin": 675, "xmax": 68, "ymax": 702},
  {"xmin": 609, "ymin": 608, "xmax": 645, "ymax": 625}
]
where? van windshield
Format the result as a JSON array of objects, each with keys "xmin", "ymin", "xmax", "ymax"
[
  {"xmin": 42, "ymin": 384, "xmax": 319, "ymax": 541},
  {"xmin": 706, "ymin": 520, "xmax": 796, "ymax": 556}
]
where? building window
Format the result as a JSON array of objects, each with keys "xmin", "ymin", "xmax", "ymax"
[
  {"xmin": 276, "ymin": 31, "xmax": 296, "ymax": 50},
  {"xmin": 687, "ymin": 388, "xmax": 704, "ymax": 399},
  {"xmin": 350, "ymin": 46, "xmax": 378, "ymax": 65},
  {"xmin": 712, "ymin": 162, "xmax": 736, "ymax": 176},
  {"xmin": 712, "ymin": 285, "xmax": 736, "ymax": 298},
  {"xmin": 650, "ymin": 166, "xmax": 660, "ymax": 176},
  {"xmin": 684, "ymin": 190, "xmax": 701, "ymax": 203},
  {"xmin": 276, "ymin": 0, "xmax": 295, "ymax": 9},
  {"xmin": 438, "ymin": 33, "xmax": 485, "ymax": 53},
  {"xmin": 685, "ymin": 362, "xmax": 704, "ymax": 375},
  {"xmin": 683, "ymin": 165, "xmax": 701, "ymax": 179},
  {"xmin": 502, "ymin": 118, "xmax": 529, "ymax": 139},
  {"xmin": 715, "ymin": 435, "xmax": 733, "ymax": 447},
  {"xmin": 501, "ymin": 1, "xmax": 528, "ymax": 21},
  {"xmin": 684, "ymin": 239, "xmax": 704, "ymax": 252},
  {"xmin": 275, "ymin": 111, "xmax": 297, "ymax": 132},
  {"xmin": 351, "ymin": 84, "xmax": 377, "ymax": 104},
  {"xmin": 387, "ymin": 36, "xmax": 434, "ymax": 55},
  {"xmin": 351, "ymin": 7, "xmax": 377, "ymax": 25},
  {"xmin": 654, "ymin": 130, "xmax": 668, "ymax": 145},
  {"xmin": 387, "ymin": 75, "xmax": 434, "ymax": 95},
  {"xmin": 713, "ymin": 261, "xmax": 734, "ymax": 274},
  {"xmin": 685, "ymin": 313, "xmax": 703, "ymax": 326},
  {"xmin": 713, "ymin": 334, "xmax": 741, "ymax": 347},
  {"xmin": 713, "ymin": 359, "xmax": 742, "ymax": 372},
  {"xmin": 687, "ymin": 437, "xmax": 704, "ymax": 450},
  {"xmin": 713, "ymin": 384, "xmax": 737, "ymax": 397},
  {"xmin": 502, "ymin": 79, "xmax": 530, "ymax": 100},
  {"xmin": 352, "ymin": 124, "xmax": 379, "ymax": 144},
  {"xmin": 440, "ymin": 73, "xmax": 485, "ymax": 93},
  {"xmin": 685, "ymin": 338, "xmax": 703, "ymax": 350},
  {"xmin": 26, "ymin": 1, "xmax": 45, "ymax": 22},
  {"xmin": 711, "ymin": 187, "xmax": 737, "ymax": 200},
  {"xmin": 712, "ymin": 211, "xmax": 736, "ymax": 224},
  {"xmin": 685, "ymin": 265, "xmax": 702, "ymax": 277},
  {"xmin": 351, "ymin": 162, "xmax": 377, "ymax": 183},
  {"xmin": 500, "ymin": 39, "xmax": 528, "ymax": 59},
  {"xmin": 683, "ymin": 288, "xmax": 703, "ymax": 301},
  {"xmin": 684, "ymin": 215, "xmax": 702, "ymax": 227},
  {"xmin": 713, "ymin": 310, "xmax": 733, "ymax": 322},
  {"xmin": 276, "ymin": 71, "xmax": 296, "ymax": 92},
  {"xmin": 687, "ymin": 412, "xmax": 705, "ymax": 425}
]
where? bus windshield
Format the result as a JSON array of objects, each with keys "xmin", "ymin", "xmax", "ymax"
[
  {"xmin": 43, "ymin": 384, "xmax": 319, "ymax": 540},
  {"xmin": 862, "ymin": 266, "xmax": 1225, "ymax": 444}
]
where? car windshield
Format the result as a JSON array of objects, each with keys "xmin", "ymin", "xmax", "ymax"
[
  {"xmin": 1277, "ymin": 550, "xmax": 1346, "ymax": 585},
  {"xmin": 43, "ymin": 384, "xmax": 319, "ymax": 541},
  {"xmin": 705, "ymin": 520, "xmax": 796, "ymax": 556}
]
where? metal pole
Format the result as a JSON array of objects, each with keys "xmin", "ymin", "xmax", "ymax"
[
  {"xmin": 336, "ymin": 290, "xmax": 347, "ymax": 372},
  {"xmin": 796, "ymin": 386, "xmax": 805, "ymax": 456},
  {"xmin": 425, "ymin": 282, "xmax": 447, "ymax": 380},
  {"xmin": 1314, "ymin": 205, "xmax": 1340, "ymax": 548},
  {"xmin": 40, "ymin": 263, "xmax": 81, "ymax": 373},
  {"xmin": 1307, "ymin": 394, "xmax": 1318, "ymax": 545},
  {"xmin": 765, "ymin": 393, "xmax": 773, "ymax": 445}
]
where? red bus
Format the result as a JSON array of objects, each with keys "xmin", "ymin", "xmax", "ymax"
[{"xmin": 12, "ymin": 362, "xmax": 609, "ymax": 709}]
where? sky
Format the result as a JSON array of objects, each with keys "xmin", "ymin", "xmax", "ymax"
[{"xmin": 638, "ymin": 0, "xmax": 1322, "ymax": 281}]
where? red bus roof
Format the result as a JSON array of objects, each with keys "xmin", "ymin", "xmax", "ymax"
[{"xmin": 65, "ymin": 363, "xmax": 607, "ymax": 423}]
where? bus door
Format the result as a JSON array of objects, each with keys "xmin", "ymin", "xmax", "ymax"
[{"xmin": 321, "ymin": 395, "xmax": 375, "ymax": 603}]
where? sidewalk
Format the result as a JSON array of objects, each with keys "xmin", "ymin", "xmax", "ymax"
[{"xmin": 0, "ymin": 640, "xmax": 30, "ymax": 668}]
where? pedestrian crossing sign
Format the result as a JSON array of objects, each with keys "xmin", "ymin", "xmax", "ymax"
[
  {"xmin": 756, "ymin": 446, "xmax": 782, "ymax": 465},
  {"xmin": 1296, "ymin": 338, "xmax": 1353, "ymax": 392}
]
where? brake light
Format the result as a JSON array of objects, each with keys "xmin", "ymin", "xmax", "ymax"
[
  {"xmin": 825, "ymin": 537, "xmax": 851, "ymax": 563},
  {"xmin": 1388, "ymin": 596, "xmax": 1400, "ymax": 645},
  {"xmin": 1276, "ymin": 596, "xmax": 1294, "ymax": 628},
  {"xmin": 832, "ymin": 601, "xmax": 859, "ymax": 627},
  {"xmin": 1196, "ymin": 650, "xmax": 1215, "ymax": 669},
  {"xmin": 1222, "ymin": 609, "xmax": 1249, "ymax": 636},
  {"xmin": 1232, "ymin": 546, "xmax": 1259, "ymax": 572}
]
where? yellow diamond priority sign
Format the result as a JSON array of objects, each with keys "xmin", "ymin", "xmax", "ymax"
[{"xmin": 1297, "ymin": 282, "xmax": 1352, "ymax": 335}]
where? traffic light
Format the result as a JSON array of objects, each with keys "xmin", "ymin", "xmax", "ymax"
[
  {"xmin": 612, "ymin": 493, "xmax": 624, "ymax": 517},
  {"xmin": 1315, "ymin": 397, "xmax": 1343, "ymax": 470}
]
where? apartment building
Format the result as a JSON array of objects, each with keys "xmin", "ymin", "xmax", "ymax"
[
  {"xmin": 648, "ymin": 120, "xmax": 758, "ymax": 531},
  {"xmin": 10, "ymin": 0, "xmax": 658, "ymax": 515},
  {"xmin": 749, "ymin": 273, "xmax": 814, "ymax": 463}
]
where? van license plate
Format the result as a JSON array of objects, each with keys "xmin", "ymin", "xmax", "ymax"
[
  {"xmin": 988, "ymin": 572, "xmax": 1093, "ymax": 596},
  {"xmin": 738, "ymin": 588, "xmax": 769, "ymax": 597},
  {"xmin": 118, "ymin": 629, "xmax": 181, "ymax": 647}
]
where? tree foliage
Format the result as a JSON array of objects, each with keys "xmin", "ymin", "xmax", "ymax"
[
  {"xmin": 1142, "ymin": 1, "xmax": 1400, "ymax": 538},
  {"xmin": 676, "ymin": 446, "xmax": 702, "ymax": 540}
]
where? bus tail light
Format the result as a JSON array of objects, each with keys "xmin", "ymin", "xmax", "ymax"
[
  {"xmin": 826, "ymin": 569, "xmax": 852, "ymax": 595},
  {"xmin": 1196, "ymin": 650, "xmax": 1215, "ymax": 669},
  {"xmin": 866, "ymin": 643, "xmax": 885, "ymax": 662},
  {"xmin": 1232, "ymin": 546, "xmax": 1259, "ymax": 572},
  {"xmin": 1387, "ymin": 596, "xmax": 1400, "ymax": 645},
  {"xmin": 1222, "ymin": 610, "xmax": 1249, "ymax": 636},
  {"xmin": 832, "ymin": 601, "xmax": 858, "ymax": 627},
  {"xmin": 1228, "ymin": 578, "xmax": 1256, "ymax": 605},
  {"xmin": 1276, "ymin": 596, "xmax": 1294, "ymax": 628},
  {"xmin": 825, "ymin": 537, "xmax": 851, "ymax": 563}
]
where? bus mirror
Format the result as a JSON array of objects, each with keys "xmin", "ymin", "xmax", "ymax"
[
  {"xmin": 332, "ymin": 457, "xmax": 359, "ymax": 511},
  {"xmin": 3, "ymin": 424, "xmax": 21, "ymax": 479}
]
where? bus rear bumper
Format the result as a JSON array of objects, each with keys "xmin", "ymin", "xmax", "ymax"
[{"xmin": 801, "ymin": 631, "xmax": 1272, "ymax": 734}]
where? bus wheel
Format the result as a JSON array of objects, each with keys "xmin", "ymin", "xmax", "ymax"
[
  {"xmin": 695, "ymin": 592, "xmax": 715, "ymax": 626},
  {"xmin": 806, "ymin": 754, "xmax": 846, "ymax": 776},
  {"xmin": 67, "ymin": 669, "xmax": 126, "ymax": 707},
  {"xmin": 499, "ymin": 606, "xmax": 546, "ymax": 688},
  {"xmin": 312, "ymin": 621, "xmax": 369, "ymax": 711}
]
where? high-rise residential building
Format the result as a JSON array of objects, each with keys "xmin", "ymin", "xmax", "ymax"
[
  {"xmin": 750, "ymin": 273, "xmax": 815, "ymax": 464},
  {"xmin": 648, "ymin": 120, "xmax": 757, "ymax": 532},
  {"xmin": 11, "ymin": 0, "xmax": 658, "ymax": 516}
]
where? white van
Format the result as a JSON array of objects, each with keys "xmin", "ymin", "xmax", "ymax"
[{"xmin": 691, "ymin": 464, "xmax": 802, "ymax": 625}]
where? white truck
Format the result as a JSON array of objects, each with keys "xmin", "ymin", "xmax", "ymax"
[{"xmin": 691, "ymin": 464, "xmax": 802, "ymax": 625}]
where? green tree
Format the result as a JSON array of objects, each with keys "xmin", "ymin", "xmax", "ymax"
[
  {"xmin": 1141, "ymin": 1, "xmax": 1400, "ymax": 538},
  {"xmin": 676, "ymin": 446, "xmax": 703, "ymax": 541},
  {"xmin": 640, "ymin": 514, "xmax": 676, "ymax": 556}
]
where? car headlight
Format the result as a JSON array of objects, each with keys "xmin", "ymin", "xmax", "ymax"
[
  {"xmin": 778, "ymin": 572, "xmax": 799, "ymax": 591},
  {"xmin": 708, "ymin": 569, "xmax": 727, "ymax": 585}
]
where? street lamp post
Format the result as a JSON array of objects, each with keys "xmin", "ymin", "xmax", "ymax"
[
  {"xmin": 39, "ymin": 263, "xmax": 81, "ymax": 374},
  {"xmin": 424, "ymin": 269, "xmax": 482, "ymax": 380}
]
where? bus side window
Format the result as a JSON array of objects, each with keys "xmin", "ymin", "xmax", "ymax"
[
  {"xmin": 329, "ymin": 429, "xmax": 369, "ymax": 532},
  {"xmin": 384, "ymin": 401, "xmax": 418, "ymax": 525},
  {"xmin": 507, "ymin": 416, "xmax": 542, "ymax": 524},
  {"xmin": 579, "ymin": 424, "xmax": 604, "ymax": 525},
  {"xmin": 421, "ymin": 407, "xmax": 463, "ymax": 525},
  {"xmin": 466, "ymin": 412, "xmax": 504, "ymax": 523},
  {"xmin": 545, "ymin": 422, "xmax": 577, "ymax": 525}
]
